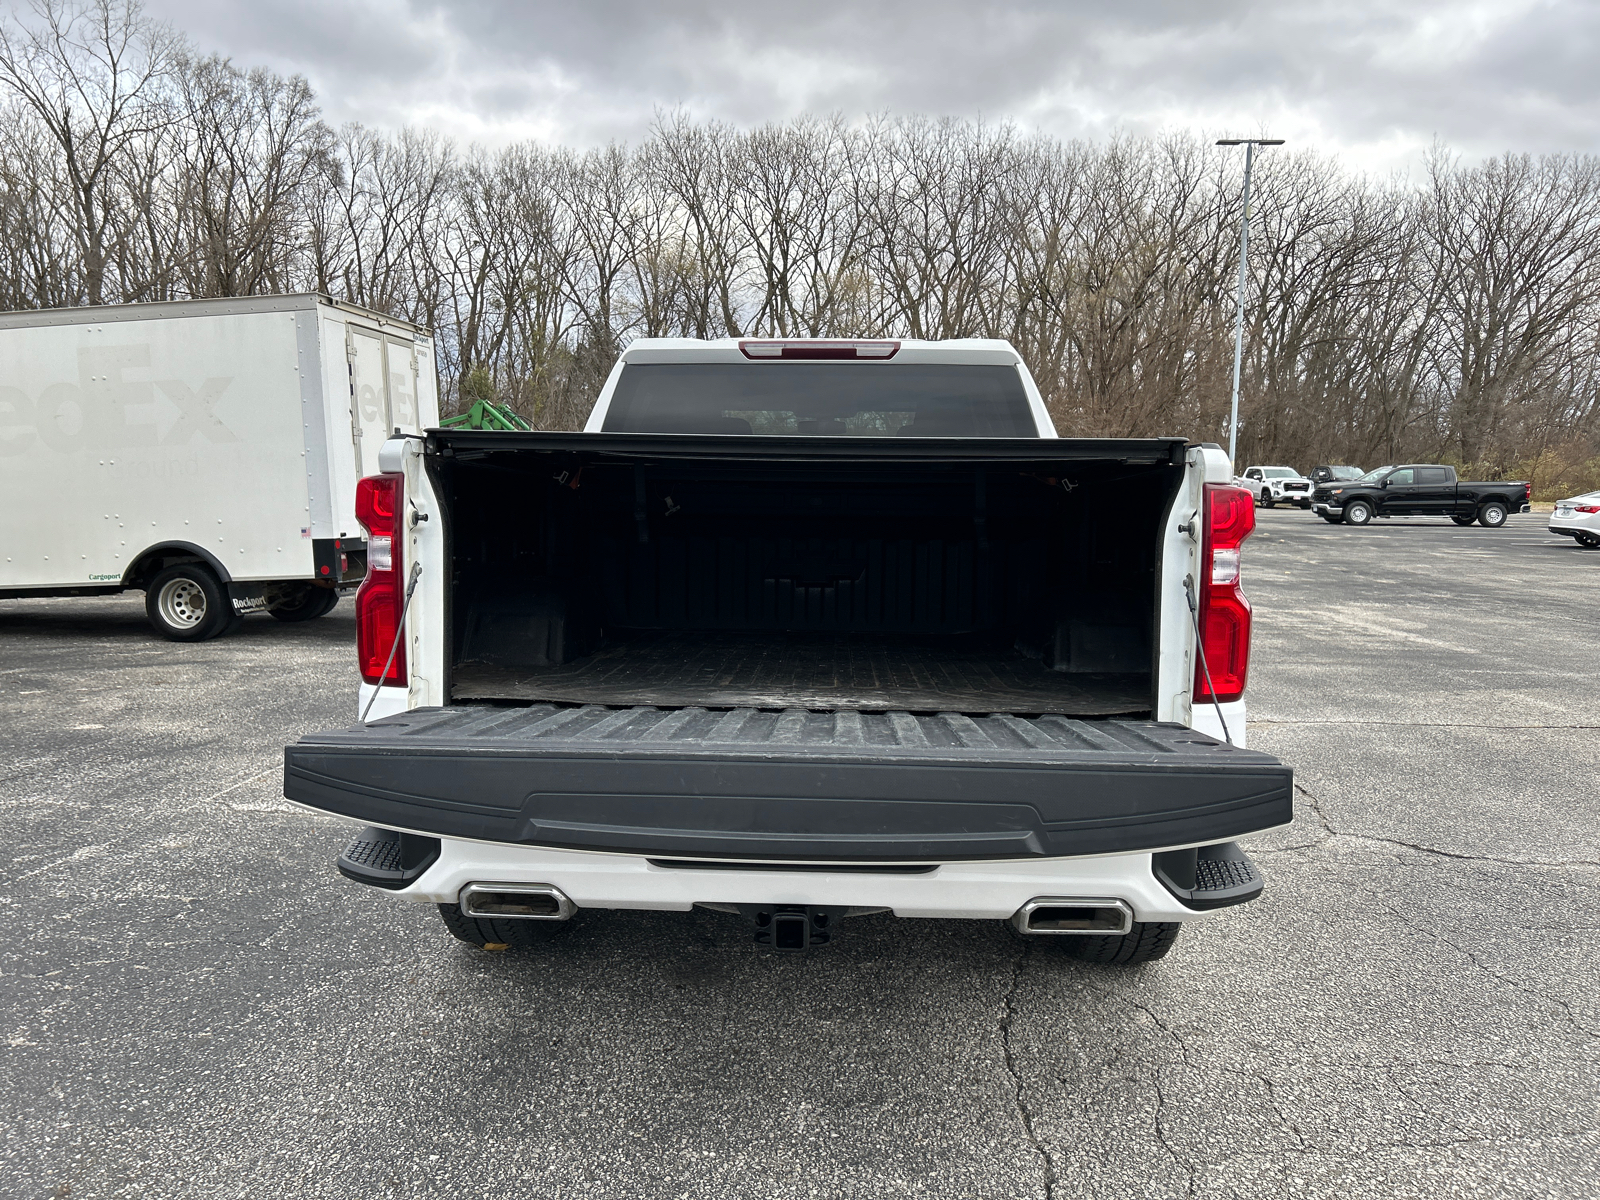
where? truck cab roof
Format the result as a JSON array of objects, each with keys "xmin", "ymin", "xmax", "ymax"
[
  {"xmin": 616, "ymin": 337, "xmax": 1024, "ymax": 366},
  {"xmin": 586, "ymin": 337, "xmax": 1058, "ymax": 437}
]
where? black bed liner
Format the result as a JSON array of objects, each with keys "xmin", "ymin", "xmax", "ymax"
[
  {"xmin": 284, "ymin": 705, "xmax": 1292, "ymax": 862},
  {"xmin": 452, "ymin": 631, "xmax": 1148, "ymax": 714}
]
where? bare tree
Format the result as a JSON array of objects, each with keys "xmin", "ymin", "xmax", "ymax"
[
  {"xmin": 324, "ymin": 122, "xmax": 454, "ymax": 321},
  {"xmin": 0, "ymin": 0, "xmax": 180, "ymax": 303},
  {"xmin": 169, "ymin": 55, "xmax": 334, "ymax": 296},
  {"xmin": 646, "ymin": 111, "xmax": 748, "ymax": 338},
  {"xmin": 0, "ymin": 99, "xmax": 79, "ymax": 306},
  {"xmin": 731, "ymin": 116, "xmax": 872, "ymax": 336},
  {"xmin": 1427, "ymin": 150, "xmax": 1600, "ymax": 464}
]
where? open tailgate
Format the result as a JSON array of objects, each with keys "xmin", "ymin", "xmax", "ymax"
[{"xmin": 284, "ymin": 705, "xmax": 1292, "ymax": 862}]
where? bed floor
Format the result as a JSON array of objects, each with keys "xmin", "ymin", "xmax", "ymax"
[{"xmin": 451, "ymin": 630, "xmax": 1150, "ymax": 715}]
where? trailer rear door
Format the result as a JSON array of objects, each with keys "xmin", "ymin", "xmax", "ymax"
[{"xmin": 348, "ymin": 327, "xmax": 391, "ymax": 478}]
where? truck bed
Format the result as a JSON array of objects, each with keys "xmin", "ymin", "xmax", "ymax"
[
  {"xmin": 437, "ymin": 433, "xmax": 1191, "ymax": 721},
  {"xmin": 284, "ymin": 705, "xmax": 1292, "ymax": 862},
  {"xmin": 451, "ymin": 630, "xmax": 1148, "ymax": 714}
]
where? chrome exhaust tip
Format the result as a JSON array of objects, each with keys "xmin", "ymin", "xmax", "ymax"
[
  {"xmin": 1010, "ymin": 897, "xmax": 1134, "ymax": 936},
  {"xmin": 459, "ymin": 882, "xmax": 576, "ymax": 921}
]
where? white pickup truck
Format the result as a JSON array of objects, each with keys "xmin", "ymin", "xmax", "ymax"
[{"xmin": 283, "ymin": 338, "xmax": 1292, "ymax": 964}]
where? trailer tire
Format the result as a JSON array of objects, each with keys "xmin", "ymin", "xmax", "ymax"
[
  {"xmin": 145, "ymin": 563, "xmax": 234, "ymax": 642},
  {"xmin": 437, "ymin": 903, "xmax": 569, "ymax": 950},
  {"xmin": 1478, "ymin": 501, "xmax": 1508, "ymax": 528},
  {"xmin": 269, "ymin": 586, "xmax": 340, "ymax": 622},
  {"xmin": 1051, "ymin": 921, "xmax": 1182, "ymax": 965},
  {"xmin": 1342, "ymin": 500, "xmax": 1374, "ymax": 526}
]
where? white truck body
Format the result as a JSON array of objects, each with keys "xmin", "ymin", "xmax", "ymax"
[
  {"xmin": 290, "ymin": 338, "xmax": 1287, "ymax": 960},
  {"xmin": 0, "ymin": 295, "xmax": 438, "ymax": 622}
]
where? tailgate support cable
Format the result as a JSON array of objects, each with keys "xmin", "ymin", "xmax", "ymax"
[
  {"xmin": 360, "ymin": 561, "xmax": 423, "ymax": 724},
  {"xmin": 1184, "ymin": 573, "xmax": 1233, "ymax": 746}
]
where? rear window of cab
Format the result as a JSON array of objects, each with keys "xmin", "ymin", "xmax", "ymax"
[{"xmin": 601, "ymin": 363, "xmax": 1037, "ymax": 437}]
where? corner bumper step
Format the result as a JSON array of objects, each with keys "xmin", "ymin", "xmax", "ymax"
[
  {"xmin": 336, "ymin": 826, "xmax": 441, "ymax": 890},
  {"xmin": 1152, "ymin": 842, "xmax": 1264, "ymax": 911}
]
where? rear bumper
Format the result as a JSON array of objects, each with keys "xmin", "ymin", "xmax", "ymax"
[
  {"xmin": 330, "ymin": 834, "xmax": 1255, "ymax": 923},
  {"xmin": 284, "ymin": 705, "xmax": 1292, "ymax": 863}
]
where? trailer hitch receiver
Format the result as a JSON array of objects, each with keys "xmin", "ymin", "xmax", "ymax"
[{"xmin": 738, "ymin": 904, "xmax": 846, "ymax": 950}]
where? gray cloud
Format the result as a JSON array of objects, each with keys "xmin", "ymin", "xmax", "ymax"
[{"xmin": 142, "ymin": 0, "xmax": 1600, "ymax": 167}]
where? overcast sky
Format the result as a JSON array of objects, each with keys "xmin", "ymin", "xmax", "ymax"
[{"xmin": 142, "ymin": 0, "xmax": 1598, "ymax": 172}]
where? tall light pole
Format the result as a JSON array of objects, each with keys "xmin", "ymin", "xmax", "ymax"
[{"xmin": 1216, "ymin": 137, "xmax": 1283, "ymax": 468}]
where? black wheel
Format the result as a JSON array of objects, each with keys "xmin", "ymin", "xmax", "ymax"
[
  {"xmin": 1575, "ymin": 532, "xmax": 1600, "ymax": 549},
  {"xmin": 1478, "ymin": 501, "xmax": 1508, "ymax": 528},
  {"xmin": 1259, "ymin": 490, "xmax": 1275, "ymax": 509},
  {"xmin": 1050, "ymin": 921, "xmax": 1182, "ymax": 965},
  {"xmin": 144, "ymin": 563, "xmax": 234, "ymax": 642},
  {"xmin": 269, "ymin": 586, "xmax": 340, "ymax": 622},
  {"xmin": 437, "ymin": 903, "xmax": 569, "ymax": 950},
  {"xmin": 1342, "ymin": 499, "xmax": 1374, "ymax": 526},
  {"xmin": 1297, "ymin": 501, "xmax": 1311, "ymax": 510},
  {"xmin": 1452, "ymin": 515, "xmax": 1476, "ymax": 526}
]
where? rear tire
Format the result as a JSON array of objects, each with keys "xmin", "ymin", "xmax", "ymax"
[
  {"xmin": 269, "ymin": 586, "xmax": 340, "ymax": 622},
  {"xmin": 1452, "ymin": 515, "xmax": 1476, "ymax": 526},
  {"xmin": 437, "ymin": 903, "xmax": 569, "ymax": 950},
  {"xmin": 145, "ymin": 563, "xmax": 234, "ymax": 642},
  {"xmin": 1575, "ymin": 532, "xmax": 1600, "ymax": 549},
  {"xmin": 1342, "ymin": 500, "xmax": 1374, "ymax": 526},
  {"xmin": 1259, "ymin": 490, "xmax": 1275, "ymax": 509},
  {"xmin": 1050, "ymin": 921, "xmax": 1182, "ymax": 965},
  {"xmin": 1297, "ymin": 501, "xmax": 1311, "ymax": 510},
  {"xmin": 1478, "ymin": 501, "xmax": 1508, "ymax": 528}
]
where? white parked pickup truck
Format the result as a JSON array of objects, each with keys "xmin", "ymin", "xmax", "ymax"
[{"xmin": 283, "ymin": 338, "xmax": 1292, "ymax": 964}]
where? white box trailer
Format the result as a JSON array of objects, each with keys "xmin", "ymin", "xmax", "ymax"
[{"xmin": 0, "ymin": 294, "xmax": 439, "ymax": 639}]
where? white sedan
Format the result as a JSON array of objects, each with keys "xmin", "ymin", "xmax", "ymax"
[{"xmin": 1549, "ymin": 492, "xmax": 1600, "ymax": 548}]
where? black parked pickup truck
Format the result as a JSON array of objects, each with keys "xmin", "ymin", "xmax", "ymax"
[{"xmin": 1311, "ymin": 465, "xmax": 1531, "ymax": 528}]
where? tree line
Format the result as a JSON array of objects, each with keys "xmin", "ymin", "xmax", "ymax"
[{"xmin": 4, "ymin": 0, "xmax": 1599, "ymax": 494}]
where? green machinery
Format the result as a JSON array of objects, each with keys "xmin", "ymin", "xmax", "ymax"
[{"xmin": 439, "ymin": 398, "xmax": 533, "ymax": 432}]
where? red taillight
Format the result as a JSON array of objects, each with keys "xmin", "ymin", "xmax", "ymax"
[
  {"xmin": 1194, "ymin": 483, "xmax": 1256, "ymax": 704},
  {"xmin": 1574, "ymin": 504, "xmax": 1600, "ymax": 514},
  {"xmin": 739, "ymin": 340, "xmax": 899, "ymax": 360},
  {"xmin": 355, "ymin": 472, "xmax": 405, "ymax": 686}
]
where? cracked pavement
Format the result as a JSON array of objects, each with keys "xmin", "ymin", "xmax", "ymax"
[{"xmin": 3, "ymin": 510, "xmax": 1598, "ymax": 1198}]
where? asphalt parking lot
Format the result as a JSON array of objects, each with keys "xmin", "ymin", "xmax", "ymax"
[{"xmin": 3, "ymin": 509, "xmax": 1598, "ymax": 1200}]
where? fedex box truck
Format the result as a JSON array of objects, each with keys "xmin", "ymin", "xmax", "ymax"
[{"xmin": 0, "ymin": 294, "xmax": 439, "ymax": 640}]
